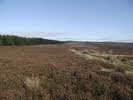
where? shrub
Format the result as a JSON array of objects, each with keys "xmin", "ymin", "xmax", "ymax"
[{"xmin": 115, "ymin": 67, "xmax": 125, "ymax": 73}]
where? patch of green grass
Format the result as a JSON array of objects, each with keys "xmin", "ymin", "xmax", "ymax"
[{"xmin": 121, "ymin": 60, "xmax": 133, "ymax": 71}]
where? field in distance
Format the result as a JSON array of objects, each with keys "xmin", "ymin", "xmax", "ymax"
[{"xmin": 0, "ymin": 42, "xmax": 133, "ymax": 100}]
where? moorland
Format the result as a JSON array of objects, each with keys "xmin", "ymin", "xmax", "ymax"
[{"xmin": 0, "ymin": 40, "xmax": 133, "ymax": 100}]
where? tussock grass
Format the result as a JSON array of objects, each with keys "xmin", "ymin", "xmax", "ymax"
[{"xmin": 23, "ymin": 76, "xmax": 40, "ymax": 90}]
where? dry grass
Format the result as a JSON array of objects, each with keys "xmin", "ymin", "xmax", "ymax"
[
  {"xmin": 24, "ymin": 76, "xmax": 40, "ymax": 90},
  {"xmin": 70, "ymin": 48, "xmax": 133, "ymax": 73}
]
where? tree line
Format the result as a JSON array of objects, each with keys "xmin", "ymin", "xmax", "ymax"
[{"xmin": 0, "ymin": 35, "xmax": 64, "ymax": 45}]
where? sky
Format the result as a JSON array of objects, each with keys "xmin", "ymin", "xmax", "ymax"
[{"xmin": 0, "ymin": 0, "xmax": 133, "ymax": 42}]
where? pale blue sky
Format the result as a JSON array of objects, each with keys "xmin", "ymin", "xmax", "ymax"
[{"xmin": 0, "ymin": 0, "xmax": 133, "ymax": 42}]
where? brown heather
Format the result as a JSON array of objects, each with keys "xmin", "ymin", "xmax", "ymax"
[{"xmin": 0, "ymin": 43, "xmax": 133, "ymax": 100}]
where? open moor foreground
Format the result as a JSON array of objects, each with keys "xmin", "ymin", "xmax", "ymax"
[{"xmin": 0, "ymin": 43, "xmax": 133, "ymax": 100}]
